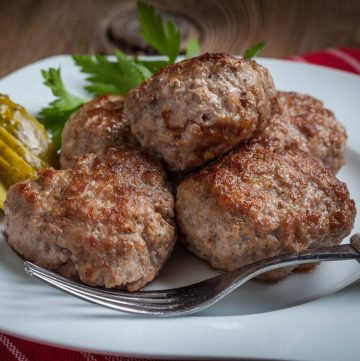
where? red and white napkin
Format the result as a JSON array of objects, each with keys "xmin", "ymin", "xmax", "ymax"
[
  {"xmin": 1, "ymin": 47, "xmax": 359, "ymax": 361},
  {"xmin": 285, "ymin": 47, "xmax": 360, "ymax": 74}
]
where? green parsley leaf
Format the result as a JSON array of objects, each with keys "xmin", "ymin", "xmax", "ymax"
[
  {"xmin": 243, "ymin": 41, "xmax": 265, "ymax": 59},
  {"xmin": 38, "ymin": 68, "xmax": 86, "ymax": 149},
  {"xmin": 185, "ymin": 39, "xmax": 201, "ymax": 58},
  {"xmin": 137, "ymin": 1, "xmax": 181, "ymax": 63},
  {"xmin": 134, "ymin": 61, "xmax": 154, "ymax": 79},
  {"xmin": 135, "ymin": 59, "xmax": 170, "ymax": 74},
  {"xmin": 73, "ymin": 50, "xmax": 147, "ymax": 96},
  {"xmin": 38, "ymin": 107, "xmax": 75, "ymax": 150},
  {"xmin": 39, "ymin": 2, "xmax": 201, "ymax": 150}
]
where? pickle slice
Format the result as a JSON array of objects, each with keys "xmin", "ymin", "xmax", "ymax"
[
  {"xmin": 0, "ymin": 93, "xmax": 59, "ymax": 210},
  {"xmin": 0, "ymin": 178, "xmax": 6, "ymax": 209},
  {"xmin": 0, "ymin": 142, "xmax": 37, "ymax": 187},
  {"xmin": 0, "ymin": 125, "xmax": 47, "ymax": 170},
  {"xmin": 0, "ymin": 93, "xmax": 57, "ymax": 167}
]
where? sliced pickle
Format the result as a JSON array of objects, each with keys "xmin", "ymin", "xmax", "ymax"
[
  {"xmin": 0, "ymin": 179, "xmax": 6, "ymax": 209},
  {"xmin": 0, "ymin": 125, "xmax": 47, "ymax": 170},
  {"xmin": 0, "ymin": 141, "xmax": 37, "ymax": 187},
  {"xmin": 0, "ymin": 93, "xmax": 57, "ymax": 166},
  {"xmin": 0, "ymin": 94, "xmax": 58, "ymax": 210}
]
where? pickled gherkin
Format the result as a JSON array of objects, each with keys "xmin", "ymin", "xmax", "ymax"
[
  {"xmin": 0, "ymin": 179, "xmax": 6, "ymax": 209},
  {"xmin": 0, "ymin": 126, "xmax": 47, "ymax": 170},
  {"xmin": 0, "ymin": 94, "xmax": 57, "ymax": 209},
  {"xmin": 0, "ymin": 143, "xmax": 37, "ymax": 186},
  {"xmin": 0, "ymin": 94, "xmax": 57, "ymax": 167}
]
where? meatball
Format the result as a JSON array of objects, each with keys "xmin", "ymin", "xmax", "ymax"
[
  {"xmin": 176, "ymin": 142, "xmax": 356, "ymax": 281},
  {"xmin": 60, "ymin": 95, "xmax": 138, "ymax": 169},
  {"xmin": 125, "ymin": 53, "xmax": 277, "ymax": 172},
  {"xmin": 257, "ymin": 91, "xmax": 347, "ymax": 173},
  {"xmin": 4, "ymin": 147, "xmax": 176, "ymax": 291}
]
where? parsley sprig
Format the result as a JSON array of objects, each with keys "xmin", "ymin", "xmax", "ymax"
[
  {"xmin": 72, "ymin": 1, "xmax": 200, "ymax": 98},
  {"xmin": 73, "ymin": 51, "xmax": 150, "ymax": 96},
  {"xmin": 243, "ymin": 42, "xmax": 265, "ymax": 60},
  {"xmin": 38, "ymin": 68, "xmax": 87, "ymax": 148},
  {"xmin": 185, "ymin": 39, "xmax": 201, "ymax": 59},
  {"xmin": 39, "ymin": 1, "xmax": 200, "ymax": 147},
  {"xmin": 38, "ymin": 1, "xmax": 264, "ymax": 149},
  {"xmin": 137, "ymin": 1, "xmax": 181, "ymax": 63}
]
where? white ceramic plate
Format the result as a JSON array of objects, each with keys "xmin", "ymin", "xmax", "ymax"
[{"xmin": 0, "ymin": 56, "xmax": 360, "ymax": 361}]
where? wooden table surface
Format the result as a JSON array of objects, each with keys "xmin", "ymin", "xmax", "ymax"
[{"xmin": 0, "ymin": 0, "xmax": 359, "ymax": 78}]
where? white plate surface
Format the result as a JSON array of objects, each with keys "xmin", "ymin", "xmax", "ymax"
[{"xmin": 0, "ymin": 56, "xmax": 360, "ymax": 360}]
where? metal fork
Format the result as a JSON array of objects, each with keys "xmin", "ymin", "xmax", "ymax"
[{"xmin": 24, "ymin": 233, "xmax": 360, "ymax": 317}]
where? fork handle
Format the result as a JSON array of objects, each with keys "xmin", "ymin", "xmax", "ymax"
[{"xmin": 218, "ymin": 233, "xmax": 360, "ymax": 291}]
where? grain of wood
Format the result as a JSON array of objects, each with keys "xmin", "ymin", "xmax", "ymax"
[{"xmin": 0, "ymin": 0, "xmax": 359, "ymax": 78}]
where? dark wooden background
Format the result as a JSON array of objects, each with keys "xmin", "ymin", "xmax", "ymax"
[{"xmin": 0, "ymin": 0, "xmax": 359, "ymax": 78}]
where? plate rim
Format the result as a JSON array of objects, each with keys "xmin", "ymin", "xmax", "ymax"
[{"xmin": 1, "ymin": 55, "xmax": 360, "ymax": 361}]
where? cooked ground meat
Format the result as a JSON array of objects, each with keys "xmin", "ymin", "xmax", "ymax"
[
  {"xmin": 124, "ymin": 53, "xmax": 277, "ymax": 172},
  {"xmin": 257, "ymin": 91, "xmax": 347, "ymax": 173},
  {"xmin": 60, "ymin": 95, "xmax": 138, "ymax": 169},
  {"xmin": 4, "ymin": 147, "xmax": 176, "ymax": 291},
  {"xmin": 176, "ymin": 142, "xmax": 356, "ymax": 281}
]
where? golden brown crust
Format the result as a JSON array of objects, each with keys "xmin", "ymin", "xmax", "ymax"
[
  {"xmin": 257, "ymin": 91, "xmax": 347, "ymax": 173},
  {"xmin": 176, "ymin": 142, "xmax": 356, "ymax": 281},
  {"xmin": 203, "ymin": 143, "xmax": 352, "ymax": 230},
  {"xmin": 125, "ymin": 53, "xmax": 277, "ymax": 172},
  {"xmin": 60, "ymin": 95, "xmax": 138, "ymax": 169},
  {"xmin": 4, "ymin": 147, "xmax": 176, "ymax": 291},
  {"xmin": 137, "ymin": 53, "xmax": 260, "ymax": 90}
]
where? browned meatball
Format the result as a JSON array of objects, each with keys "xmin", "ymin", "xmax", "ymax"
[
  {"xmin": 4, "ymin": 147, "xmax": 176, "ymax": 291},
  {"xmin": 60, "ymin": 95, "xmax": 138, "ymax": 169},
  {"xmin": 258, "ymin": 91, "xmax": 347, "ymax": 173},
  {"xmin": 176, "ymin": 142, "xmax": 356, "ymax": 281},
  {"xmin": 125, "ymin": 53, "xmax": 277, "ymax": 172}
]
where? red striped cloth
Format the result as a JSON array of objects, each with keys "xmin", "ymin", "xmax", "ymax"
[
  {"xmin": 1, "ymin": 47, "xmax": 359, "ymax": 361},
  {"xmin": 286, "ymin": 47, "xmax": 360, "ymax": 74}
]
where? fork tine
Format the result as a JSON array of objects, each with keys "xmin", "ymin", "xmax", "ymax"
[
  {"xmin": 28, "ymin": 269, "xmax": 188, "ymax": 315},
  {"xmin": 24, "ymin": 261, "xmax": 202, "ymax": 302},
  {"xmin": 23, "ymin": 239, "xmax": 360, "ymax": 317},
  {"xmin": 25, "ymin": 262, "xmax": 194, "ymax": 308}
]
